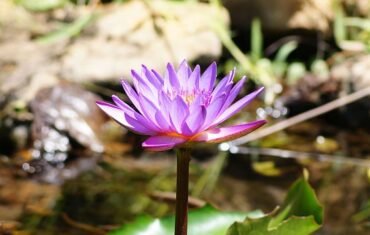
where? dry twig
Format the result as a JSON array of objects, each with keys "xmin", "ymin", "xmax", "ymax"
[
  {"xmin": 62, "ymin": 213, "xmax": 106, "ymax": 235},
  {"xmin": 150, "ymin": 191, "xmax": 206, "ymax": 208},
  {"xmin": 231, "ymin": 86, "xmax": 370, "ymax": 145}
]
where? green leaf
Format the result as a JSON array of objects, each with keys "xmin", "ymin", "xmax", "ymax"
[
  {"xmin": 352, "ymin": 199, "xmax": 370, "ymax": 222},
  {"xmin": 310, "ymin": 59, "xmax": 329, "ymax": 79},
  {"xmin": 227, "ymin": 215, "xmax": 319, "ymax": 235},
  {"xmin": 15, "ymin": 0, "xmax": 68, "ymax": 12},
  {"xmin": 109, "ymin": 205, "xmax": 264, "ymax": 235},
  {"xmin": 36, "ymin": 13, "xmax": 94, "ymax": 44},
  {"xmin": 251, "ymin": 18, "xmax": 263, "ymax": 62},
  {"xmin": 286, "ymin": 62, "xmax": 306, "ymax": 85},
  {"xmin": 226, "ymin": 176, "xmax": 323, "ymax": 235},
  {"xmin": 269, "ymin": 176, "xmax": 323, "ymax": 228},
  {"xmin": 334, "ymin": 2, "xmax": 346, "ymax": 44},
  {"xmin": 274, "ymin": 41, "xmax": 298, "ymax": 63}
]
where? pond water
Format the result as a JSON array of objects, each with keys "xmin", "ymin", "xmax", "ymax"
[{"xmin": 1, "ymin": 113, "xmax": 369, "ymax": 234}]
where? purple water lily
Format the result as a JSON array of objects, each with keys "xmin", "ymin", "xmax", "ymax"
[{"xmin": 96, "ymin": 61, "xmax": 266, "ymax": 151}]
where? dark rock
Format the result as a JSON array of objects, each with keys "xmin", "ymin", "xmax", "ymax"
[
  {"xmin": 30, "ymin": 83, "xmax": 105, "ymax": 157},
  {"xmin": 28, "ymin": 83, "xmax": 105, "ymax": 183},
  {"xmin": 223, "ymin": 0, "xmax": 333, "ymax": 34},
  {"xmin": 280, "ymin": 54, "xmax": 370, "ymax": 129}
]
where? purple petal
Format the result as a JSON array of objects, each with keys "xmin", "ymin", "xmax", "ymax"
[
  {"xmin": 131, "ymin": 70, "xmax": 156, "ymax": 98},
  {"xmin": 185, "ymin": 105, "xmax": 206, "ymax": 134},
  {"xmin": 158, "ymin": 91, "xmax": 173, "ymax": 127},
  {"xmin": 112, "ymin": 95, "xmax": 135, "ymax": 113},
  {"xmin": 121, "ymin": 80, "xmax": 143, "ymax": 113},
  {"xmin": 211, "ymin": 69, "xmax": 235, "ymax": 102},
  {"xmin": 164, "ymin": 63, "xmax": 180, "ymax": 91},
  {"xmin": 170, "ymin": 96, "xmax": 189, "ymax": 133},
  {"xmin": 111, "ymin": 96, "xmax": 160, "ymax": 131},
  {"xmin": 142, "ymin": 135, "xmax": 186, "ymax": 151},
  {"xmin": 201, "ymin": 94, "xmax": 226, "ymax": 129},
  {"xmin": 199, "ymin": 62, "xmax": 217, "ymax": 91},
  {"xmin": 193, "ymin": 120, "xmax": 266, "ymax": 143},
  {"xmin": 142, "ymin": 65, "xmax": 162, "ymax": 88},
  {"xmin": 131, "ymin": 70, "xmax": 160, "ymax": 107},
  {"xmin": 213, "ymin": 87, "xmax": 264, "ymax": 126},
  {"xmin": 137, "ymin": 95, "xmax": 161, "ymax": 129},
  {"xmin": 181, "ymin": 122, "xmax": 193, "ymax": 137},
  {"xmin": 218, "ymin": 76, "xmax": 246, "ymax": 114},
  {"xmin": 186, "ymin": 65, "xmax": 200, "ymax": 90},
  {"xmin": 177, "ymin": 60, "xmax": 191, "ymax": 86},
  {"xmin": 155, "ymin": 110, "xmax": 171, "ymax": 131},
  {"xmin": 96, "ymin": 101, "xmax": 156, "ymax": 135},
  {"xmin": 151, "ymin": 69, "xmax": 164, "ymax": 84},
  {"xmin": 188, "ymin": 91, "xmax": 205, "ymax": 113}
]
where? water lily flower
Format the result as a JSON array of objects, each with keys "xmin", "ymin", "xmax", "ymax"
[{"xmin": 96, "ymin": 61, "xmax": 266, "ymax": 151}]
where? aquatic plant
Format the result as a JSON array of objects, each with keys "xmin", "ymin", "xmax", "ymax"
[
  {"xmin": 96, "ymin": 61, "xmax": 266, "ymax": 151},
  {"xmin": 97, "ymin": 61, "xmax": 265, "ymax": 235}
]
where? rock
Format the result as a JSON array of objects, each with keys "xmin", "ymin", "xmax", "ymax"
[
  {"xmin": 61, "ymin": 0, "xmax": 228, "ymax": 82},
  {"xmin": 0, "ymin": 1, "xmax": 35, "ymax": 41},
  {"xmin": 25, "ymin": 83, "xmax": 105, "ymax": 183},
  {"xmin": 343, "ymin": 0, "xmax": 370, "ymax": 16},
  {"xmin": 1, "ymin": 0, "xmax": 228, "ymax": 94},
  {"xmin": 281, "ymin": 53, "xmax": 370, "ymax": 128},
  {"xmin": 223, "ymin": 0, "xmax": 333, "ymax": 34},
  {"xmin": 331, "ymin": 54, "xmax": 370, "ymax": 92},
  {"xmin": 0, "ymin": 41, "xmax": 63, "ymax": 102},
  {"xmin": 30, "ymin": 83, "xmax": 105, "ymax": 158}
]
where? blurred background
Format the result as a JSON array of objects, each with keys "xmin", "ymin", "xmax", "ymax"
[{"xmin": 0, "ymin": 0, "xmax": 369, "ymax": 234}]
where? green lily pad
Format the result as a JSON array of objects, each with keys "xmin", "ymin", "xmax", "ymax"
[
  {"xmin": 226, "ymin": 175, "xmax": 323, "ymax": 235},
  {"xmin": 110, "ymin": 173, "xmax": 322, "ymax": 235},
  {"xmin": 109, "ymin": 205, "xmax": 264, "ymax": 235},
  {"xmin": 226, "ymin": 214, "xmax": 319, "ymax": 235}
]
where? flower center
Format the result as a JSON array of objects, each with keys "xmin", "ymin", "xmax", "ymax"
[
  {"xmin": 183, "ymin": 90, "xmax": 210, "ymax": 106},
  {"xmin": 166, "ymin": 89, "xmax": 212, "ymax": 106},
  {"xmin": 184, "ymin": 93, "xmax": 195, "ymax": 104}
]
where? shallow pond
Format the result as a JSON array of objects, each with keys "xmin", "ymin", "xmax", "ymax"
[{"xmin": 1, "ymin": 115, "xmax": 369, "ymax": 235}]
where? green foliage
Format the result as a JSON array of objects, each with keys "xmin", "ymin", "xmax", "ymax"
[
  {"xmin": 14, "ymin": 0, "xmax": 68, "ymax": 11},
  {"xmin": 334, "ymin": 2, "xmax": 346, "ymax": 45},
  {"xmin": 226, "ymin": 215, "xmax": 319, "ymax": 235},
  {"xmin": 274, "ymin": 41, "xmax": 298, "ymax": 64},
  {"xmin": 286, "ymin": 62, "xmax": 306, "ymax": 85},
  {"xmin": 36, "ymin": 13, "xmax": 95, "ymax": 44},
  {"xmin": 269, "ymin": 176, "xmax": 323, "ymax": 226},
  {"xmin": 344, "ymin": 17, "xmax": 370, "ymax": 50},
  {"xmin": 352, "ymin": 199, "xmax": 370, "ymax": 223},
  {"xmin": 110, "ymin": 174, "xmax": 322, "ymax": 235},
  {"xmin": 310, "ymin": 59, "xmax": 329, "ymax": 79},
  {"xmin": 334, "ymin": 2, "xmax": 370, "ymax": 51},
  {"xmin": 251, "ymin": 18, "xmax": 262, "ymax": 62},
  {"xmin": 214, "ymin": 14, "xmax": 300, "ymax": 104},
  {"xmin": 272, "ymin": 41, "xmax": 298, "ymax": 78},
  {"xmin": 226, "ymin": 176, "xmax": 323, "ymax": 235},
  {"xmin": 109, "ymin": 205, "xmax": 264, "ymax": 235}
]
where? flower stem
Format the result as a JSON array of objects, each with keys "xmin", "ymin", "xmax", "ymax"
[{"xmin": 175, "ymin": 148, "xmax": 191, "ymax": 235}]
